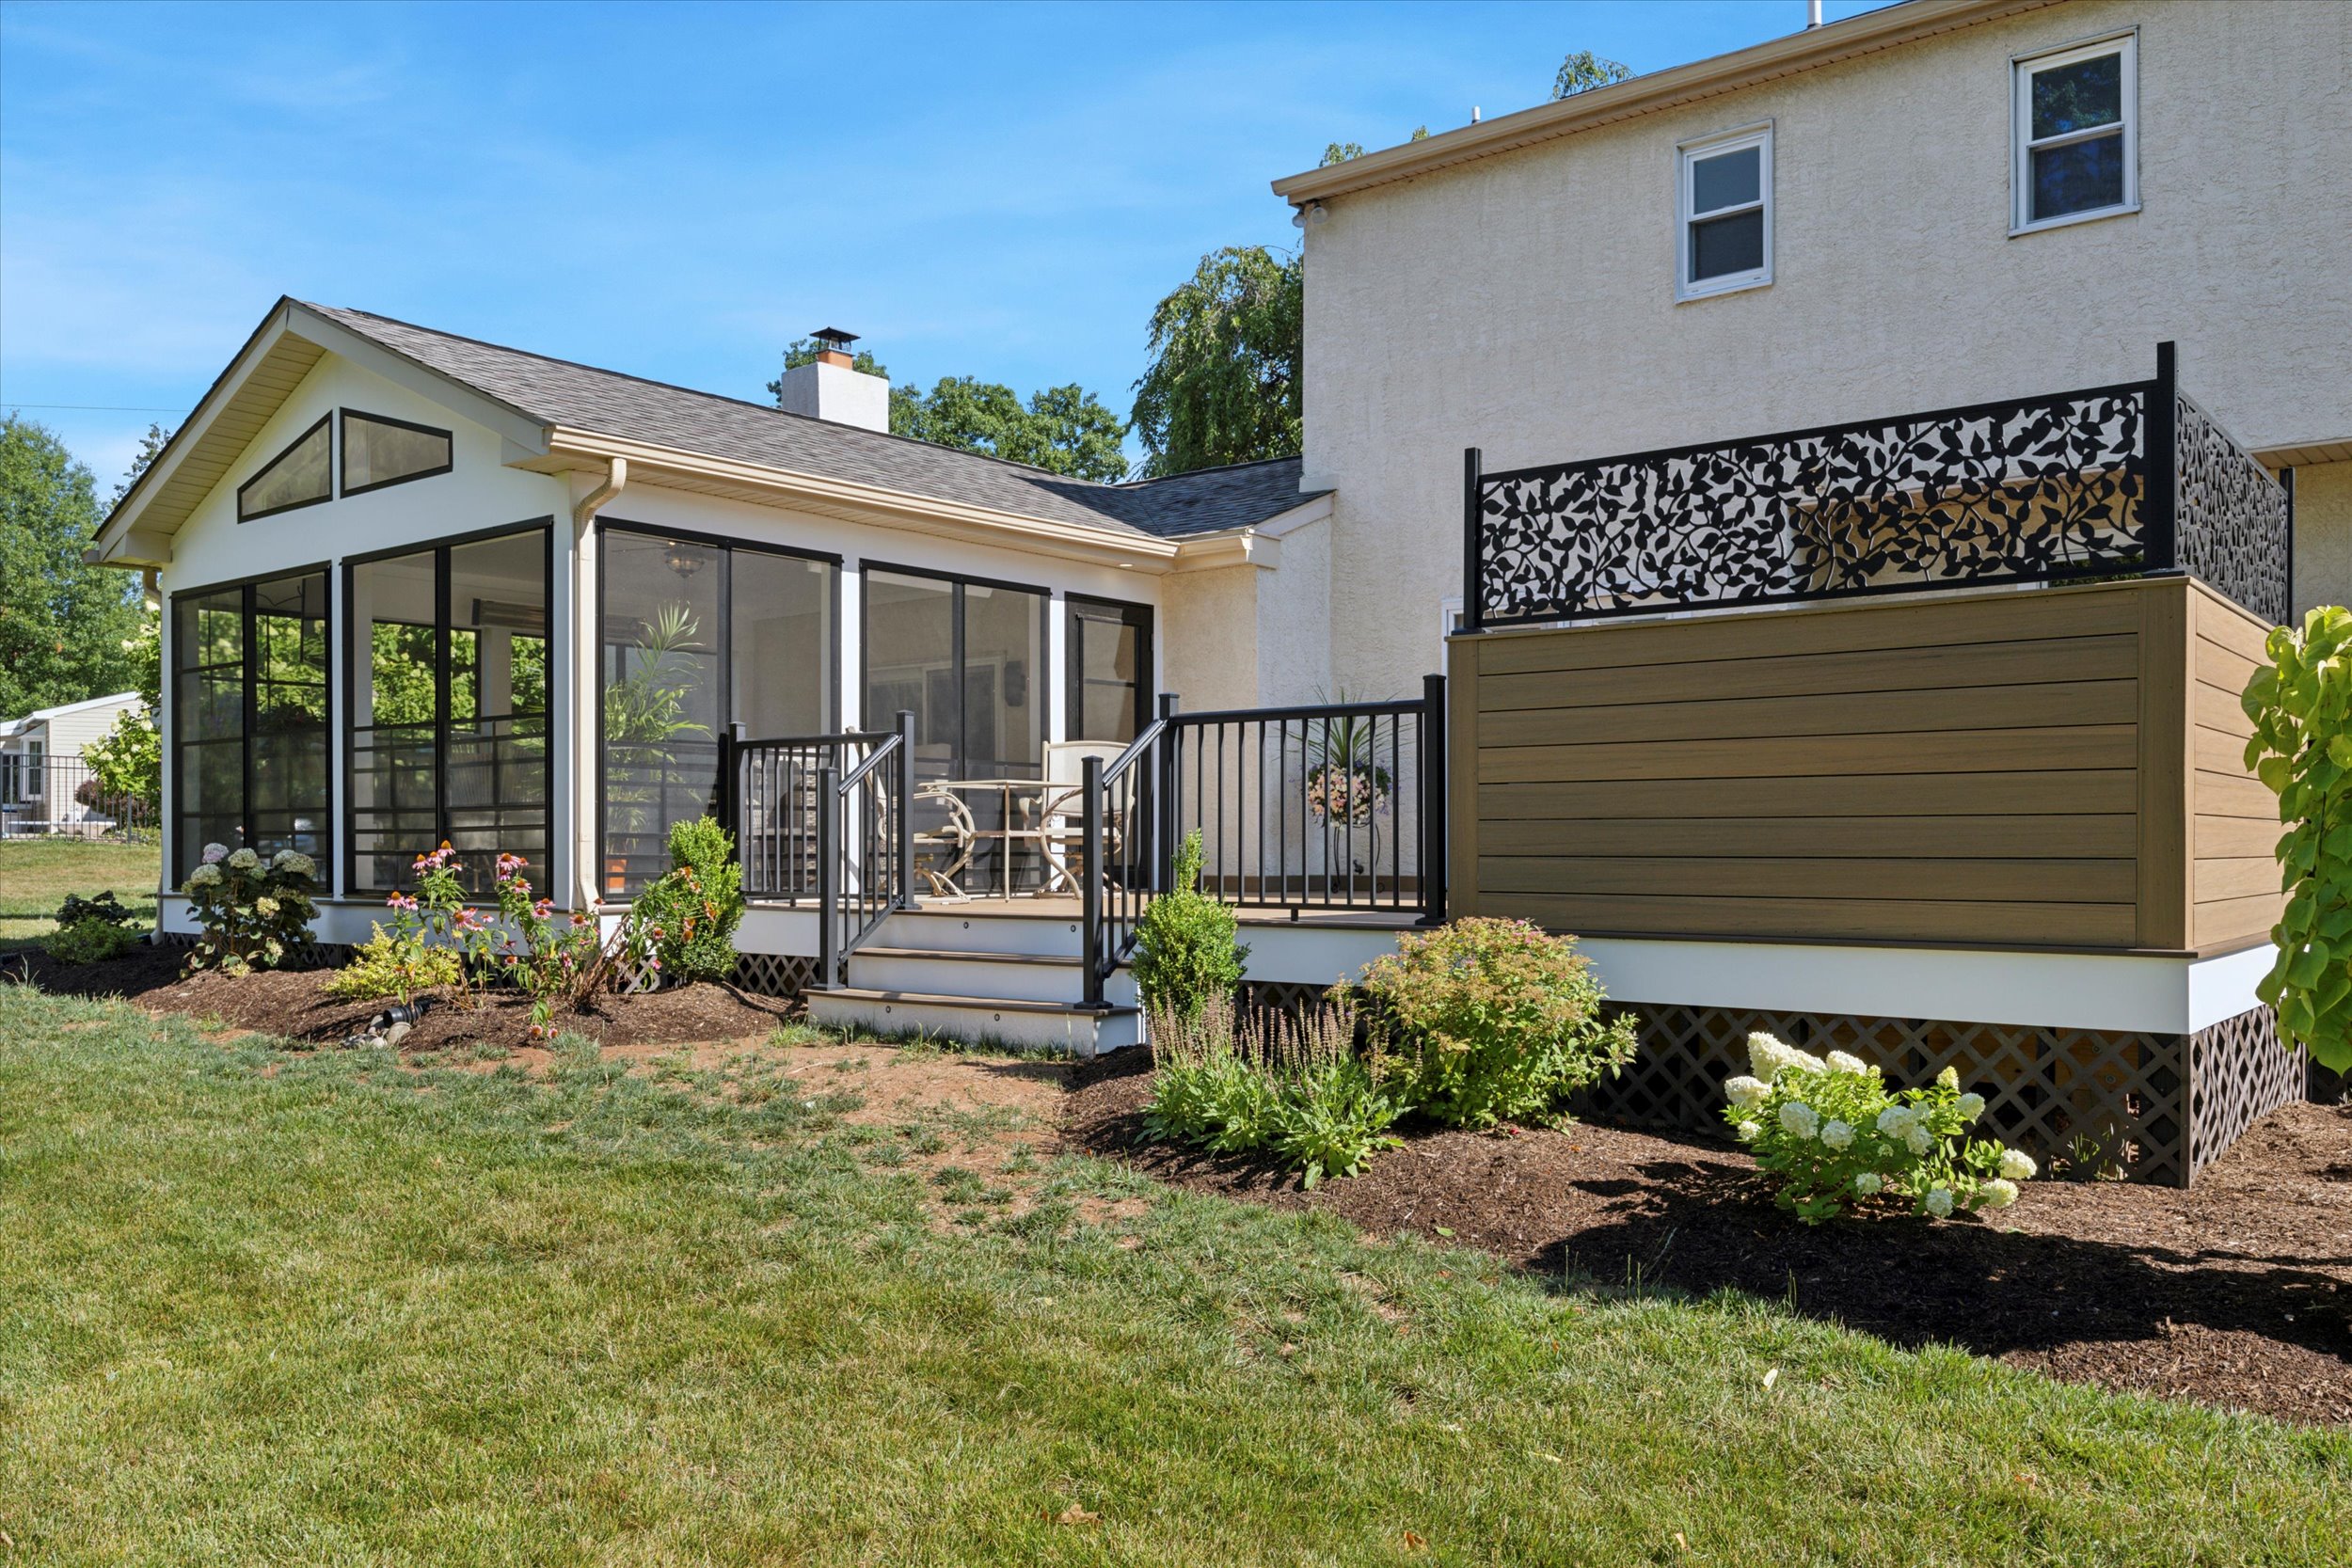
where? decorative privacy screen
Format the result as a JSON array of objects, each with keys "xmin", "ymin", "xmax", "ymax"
[{"xmin": 1465, "ymin": 346, "xmax": 2292, "ymax": 628}]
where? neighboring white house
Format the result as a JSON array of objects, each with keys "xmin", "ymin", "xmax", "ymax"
[{"xmin": 0, "ymin": 692, "xmax": 146, "ymax": 838}]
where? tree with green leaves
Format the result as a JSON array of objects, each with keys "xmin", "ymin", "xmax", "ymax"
[
  {"xmin": 0, "ymin": 415, "xmax": 150, "ymax": 718},
  {"xmin": 109, "ymin": 422, "xmax": 174, "ymax": 511},
  {"xmin": 1553, "ymin": 50, "xmax": 1632, "ymax": 99},
  {"xmin": 1130, "ymin": 246, "xmax": 1303, "ymax": 479},
  {"xmin": 768, "ymin": 338, "xmax": 1129, "ymax": 483}
]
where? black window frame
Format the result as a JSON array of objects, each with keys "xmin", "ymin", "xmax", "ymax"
[
  {"xmin": 595, "ymin": 519, "xmax": 844, "ymax": 899},
  {"xmin": 342, "ymin": 518, "xmax": 556, "ymax": 898},
  {"xmin": 340, "ymin": 407, "xmax": 455, "ymax": 499},
  {"xmin": 167, "ymin": 562, "xmax": 335, "ymax": 886},
  {"xmin": 235, "ymin": 412, "xmax": 335, "ymax": 524},
  {"xmin": 859, "ymin": 557, "xmax": 1053, "ymax": 772},
  {"xmin": 1063, "ymin": 592, "xmax": 1154, "ymax": 743}
]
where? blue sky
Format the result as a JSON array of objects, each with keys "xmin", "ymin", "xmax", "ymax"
[{"xmin": 1, "ymin": 0, "xmax": 1894, "ymax": 488}]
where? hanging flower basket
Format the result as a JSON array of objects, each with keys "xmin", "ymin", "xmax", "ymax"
[{"xmin": 1305, "ymin": 762, "xmax": 1393, "ymax": 826}]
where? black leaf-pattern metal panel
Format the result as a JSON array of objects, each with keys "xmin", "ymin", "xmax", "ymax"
[
  {"xmin": 2175, "ymin": 389, "xmax": 2292, "ymax": 626},
  {"xmin": 1478, "ymin": 386, "xmax": 2153, "ymax": 625}
]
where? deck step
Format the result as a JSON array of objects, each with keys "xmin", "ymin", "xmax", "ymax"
[
  {"xmin": 805, "ymin": 986, "xmax": 1140, "ymax": 1055},
  {"xmin": 845, "ymin": 944, "xmax": 1131, "ymax": 1006}
]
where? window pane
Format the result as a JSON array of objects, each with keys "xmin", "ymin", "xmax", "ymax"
[
  {"xmin": 1690, "ymin": 145, "xmax": 1759, "ymax": 214},
  {"xmin": 171, "ymin": 587, "xmax": 246, "ymax": 881},
  {"xmin": 2030, "ymin": 52, "xmax": 2122, "ymax": 140},
  {"xmin": 961, "ymin": 582, "xmax": 1044, "ymax": 781},
  {"xmin": 344, "ymin": 412, "xmax": 452, "ymax": 492},
  {"xmin": 450, "ymin": 531, "xmax": 551, "ymax": 895},
  {"xmin": 2030, "ymin": 131, "xmax": 2125, "ymax": 221},
  {"xmin": 237, "ymin": 419, "xmax": 330, "ymax": 520},
  {"xmin": 1069, "ymin": 602, "xmax": 1146, "ymax": 744},
  {"xmin": 1690, "ymin": 208, "xmax": 1765, "ymax": 281},
  {"xmin": 865, "ymin": 570, "xmax": 957, "ymax": 772},
  {"xmin": 351, "ymin": 550, "xmax": 439, "ymax": 892},
  {"xmin": 732, "ymin": 552, "xmax": 834, "ymax": 737},
  {"xmin": 248, "ymin": 572, "xmax": 329, "ymax": 867},
  {"xmin": 601, "ymin": 531, "xmax": 723, "ymax": 896}
]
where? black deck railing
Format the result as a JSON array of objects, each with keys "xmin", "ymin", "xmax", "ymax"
[
  {"xmin": 1462, "ymin": 342, "xmax": 2294, "ymax": 629},
  {"xmin": 814, "ymin": 717, "xmax": 914, "ymax": 989}
]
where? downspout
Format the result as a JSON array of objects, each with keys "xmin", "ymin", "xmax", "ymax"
[{"xmin": 570, "ymin": 458, "xmax": 626, "ymax": 911}]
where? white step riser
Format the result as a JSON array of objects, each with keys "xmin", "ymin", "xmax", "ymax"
[
  {"xmin": 873, "ymin": 910, "xmax": 1085, "ymax": 958},
  {"xmin": 850, "ymin": 953, "xmax": 1085, "ymax": 1005},
  {"xmin": 805, "ymin": 993, "xmax": 1142, "ymax": 1055}
]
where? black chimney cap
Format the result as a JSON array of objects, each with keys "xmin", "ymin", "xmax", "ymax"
[{"xmin": 811, "ymin": 327, "xmax": 859, "ymax": 349}]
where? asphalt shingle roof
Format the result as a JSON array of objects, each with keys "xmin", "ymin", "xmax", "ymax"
[{"xmin": 307, "ymin": 304, "xmax": 1321, "ymax": 540}]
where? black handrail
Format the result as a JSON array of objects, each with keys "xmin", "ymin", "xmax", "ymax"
[
  {"xmin": 1081, "ymin": 715, "xmax": 1169, "ymax": 1007},
  {"xmin": 814, "ymin": 710, "xmax": 915, "ymax": 989},
  {"xmin": 734, "ymin": 728, "xmax": 893, "ymax": 901}
]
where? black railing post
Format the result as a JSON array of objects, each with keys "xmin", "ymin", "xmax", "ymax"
[
  {"xmin": 1154, "ymin": 691, "xmax": 1181, "ymax": 894},
  {"xmin": 1421, "ymin": 672, "xmax": 1447, "ymax": 925},
  {"xmin": 717, "ymin": 721, "xmax": 744, "ymax": 851},
  {"xmin": 894, "ymin": 709, "xmax": 916, "ymax": 910},
  {"xmin": 2282, "ymin": 467, "xmax": 2297, "ymax": 626},
  {"xmin": 1461, "ymin": 447, "xmax": 1485, "ymax": 634},
  {"xmin": 816, "ymin": 764, "xmax": 840, "ymax": 989},
  {"xmin": 1081, "ymin": 754, "xmax": 1105, "ymax": 1007},
  {"xmin": 2146, "ymin": 341, "xmax": 2178, "ymax": 573}
]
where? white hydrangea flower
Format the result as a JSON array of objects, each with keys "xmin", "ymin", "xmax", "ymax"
[
  {"xmin": 1852, "ymin": 1171, "xmax": 1883, "ymax": 1196},
  {"xmin": 1923, "ymin": 1186, "xmax": 1955, "ymax": 1219},
  {"xmin": 1905, "ymin": 1124, "xmax": 1933, "ymax": 1158},
  {"xmin": 1747, "ymin": 1032, "xmax": 1825, "ymax": 1084},
  {"xmin": 1724, "ymin": 1074, "xmax": 1769, "ymax": 1111},
  {"xmin": 271, "ymin": 850, "xmax": 317, "ymax": 879},
  {"xmin": 1820, "ymin": 1119, "xmax": 1854, "ymax": 1150},
  {"xmin": 201, "ymin": 843, "xmax": 228, "ymax": 864},
  {"xmin": 1778, "ymin": 1101, "xmax": 1820, "ymax": 1140},
  {"xmin": 185, "ymin": 863, "xmax": 222, "ymax": 889},
  {"xmin": 1876, "ymin": 1105, "xmax": 1915, "ymax": 1136},
  {"xmin": 1735, "ymin": 1120, "xmax": 1761, "ymax": 1143},
  {"xmin": 1980, "ymin": 1178, "xmax": 2020, "ymax": 1210},
  {"xmin": 1955, "ymin": 1092, "xmax": 1986, "ymax": 1121},
  {"xmin": 1998, "ymin": 1148, "xmax": 2038, "ymax": 1181},
  {"xmin": 1936, "ymin": 1067, "xmax": 1961, "ymax": 1090},
  {"xmin": 1825, "ymin": 1051, "xmax": 1868, "ymax": 1075},
  {"xmin": 226, "ymin": 847, "xmax": 261, "ymax": 872}
]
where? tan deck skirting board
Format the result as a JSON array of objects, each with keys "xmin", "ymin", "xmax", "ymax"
[{"xmin": 1452, "ymin": 577, "xmax": 2284, "ymax": 959}]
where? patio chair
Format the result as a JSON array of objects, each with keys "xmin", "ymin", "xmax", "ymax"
[{"xmin": 1036, "ymin": 740, "xmax": 1129, "ymax": 896}]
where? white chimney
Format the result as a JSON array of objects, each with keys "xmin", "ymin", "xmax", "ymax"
[{"xmin": 777, "ymin": 327, "xmax": 889, "ymax": 433}]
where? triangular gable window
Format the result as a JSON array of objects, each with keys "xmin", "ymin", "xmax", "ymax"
[
  {"xmin": 236, "ymin": 414, "xmax": 332, "ymax": 522},
  {"xmin": 342, "ymin": 409, "xmax": 453, "ymax": 496}
]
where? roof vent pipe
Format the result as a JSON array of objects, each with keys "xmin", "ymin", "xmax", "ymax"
[{"xmin": 1807, "ymin": 1, "xmax": 1823, "ymax": 26}]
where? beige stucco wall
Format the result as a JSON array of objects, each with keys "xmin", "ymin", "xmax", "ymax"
[
  {"xmin": 1302, "ymin": 0, "xmax": 2352, "ymax": 695},
  {"xmin": 2290, "ymin": 461, "xmax": 2352, "ymax": 620}
]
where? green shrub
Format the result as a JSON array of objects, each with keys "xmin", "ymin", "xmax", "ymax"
[
  {"xmin": 44, "ymin": 916, "xmax": 136, "ymax": 965},
  {"xmin": 56, "ymin": 891, "xmax": 141, "ymax": 932},
  {"xmin": 2242, "ymin": 604, "xmax": 2352, "ymax": 1072},
  {"xmin": 182, "ymin": 844, "xmax": 319, "ymax": 976},
  {"xmin": 1131, "ymin": 832, "xmax": 1248, "ymax": 1019},
  {"xmin": 1358, "ymin": 917, "xmax": 1636, "ymax": 1130},
  {"xmin": 326, "ymin": 925, "xmax": 465, "ymax": 1006},
  {"xmin": 627, "ymin": 817, "xmax": 743, "ymax": 985},
  {"xmin": 1725, "ymin": 1033, "xmax": 2038, "ymax": 1224},
  {"xmin": 1144, "ymin": 991, "xmax": 1400, "ymax": 1187}
]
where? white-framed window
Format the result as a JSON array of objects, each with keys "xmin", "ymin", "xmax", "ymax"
[
  {"xmin": 1677, "ymin": 123, "xmax": 1772, "ymax": 300},
  {"xmin": 2011, "ymin": 31, "xmax": 2137, "ymax": 234}
]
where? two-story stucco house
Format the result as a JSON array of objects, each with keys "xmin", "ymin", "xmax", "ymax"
[{"xmin": 87, "ymin": 0, "xmax": 2342, "ymax": 1180}]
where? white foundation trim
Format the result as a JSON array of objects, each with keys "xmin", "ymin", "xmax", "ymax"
[{"xmin": 1577, "ymin": 936, "xmax": 2277, "ymax": 1036}]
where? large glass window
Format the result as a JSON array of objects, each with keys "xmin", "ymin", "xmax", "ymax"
[
  {"xmin": 342, "ymin": 409, "xmax": 453, "ymax": 496},
  {"xmin": 1065, "ymin": 595, "xmax": 1151, "ymax": 744},
  {"xmin": 236, "ymin": 415, "xmax": 332, "ymax": 522},
  {"xmin": 865, "ymin": 566, "xmax": 1046, "ymax": 890},
  {"xmin": 600, "ymin": 527, "xmax": 836, "ymax": 896},
  {"xmin": 349, "ymin": 527, "xmax": 550, "ymax": 896},
  {"xmin": 169, "ymin": 571, "xmax": 330, "ymax": 883},
  {"xmin": 2012, "ymin": 34, "xmax": 2137, "ymax": 231}
]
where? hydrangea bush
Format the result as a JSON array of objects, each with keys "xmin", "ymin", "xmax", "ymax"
[
  {"xmin": 1724, "ymin": 1033, "xmax": 2036, "ymax": 1224},
  {"xmin": 183, "ymin": 843, "xmax": 319, "ymax": 975}
]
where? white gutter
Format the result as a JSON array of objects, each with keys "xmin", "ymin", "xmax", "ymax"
[{"xmin": 569, "ymin": 458, "xmax": 627, "ymax": 910}]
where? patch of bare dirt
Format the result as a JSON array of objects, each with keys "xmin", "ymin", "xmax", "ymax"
[{"xmin": 1064, "ymin": 1048, "xmax": 2352, "ymax": 1427}]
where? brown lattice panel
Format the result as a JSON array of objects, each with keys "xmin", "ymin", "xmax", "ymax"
[{"xmin": 1576, "ymin": 1003, "xmax": 2297, "ymax": 1188}]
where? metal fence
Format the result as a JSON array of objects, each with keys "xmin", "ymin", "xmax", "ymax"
[
  {"xmin": 0, "ymin": 754, "xmax": 156, "ymax": 839},
  {"xmin": 1463, "ymin": 341, "xmax": 2293, "ymax": 629}
]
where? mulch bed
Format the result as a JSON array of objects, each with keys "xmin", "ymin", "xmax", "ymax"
[
  {"xmin": 1065, "ymin": 1051, "xmax": 2352, "ymax": 1427},
  {"xmin": 12, "ymin": 944, "xmax": 788, "ymax": 1052}
]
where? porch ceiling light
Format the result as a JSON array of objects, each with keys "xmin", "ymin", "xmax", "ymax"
[{"xmin": 664, "ymin": 544, "xmax": 706, "ymax": 580}]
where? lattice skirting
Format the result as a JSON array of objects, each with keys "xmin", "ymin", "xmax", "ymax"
[
  {"xmin": 1573, "ymin": 1003, "xmax": 2304, "ymax": 1188},
  {"xmin": 733, "ymin": 952, "xmax": 821, "ymax": 1001},
  {"xmin": 1240, "ymin": 979, "xmax": 1336, "ymax": 1016},
  {"xmin": 148, "ymin": 931, "xmax": 352, "ymax": 970}
]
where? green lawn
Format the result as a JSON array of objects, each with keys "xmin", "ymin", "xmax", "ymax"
[
  {"xmin": 1, "ymin": 987, "xmax": 2344, "ymax": 1566},
  {"xmin": 0, "ymin": 835, "xmax": 160, "ymax": 949}
]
